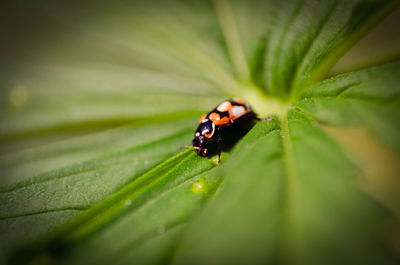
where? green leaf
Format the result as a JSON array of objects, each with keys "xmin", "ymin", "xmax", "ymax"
[
  {"xmin": 0, "ymin": 126, "xmax": 194, "ymax": 254},
  {"xmin": 0, "ymin": 119, "xmax": 195, "ymax": 185},
  {"xmin": 174, "ymin": 110, "xmax": 399, "ymax": 265},
  {"xmin": 294, "ymin": 61, "xmax": 400, "ymax": 151},
  {"xmin": 8, "ymin": 150, "xmax": 220, "ymax": 265},
  {"xmin": 227, "ymin": 0, "xmax": 399, "ymax": 98},
  {"xmin": 1, "ymin": 0, "xmax": 400, "ymax": 265}
]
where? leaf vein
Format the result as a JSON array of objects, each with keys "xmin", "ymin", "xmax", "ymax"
[
  {"xmin": 0, "ymin": 206, "xmax": 87, "ymax": 220},
  {"xmin": 272, "ymin": 0, "xmax": 304, "ymax": 93},
  {"xmin": 297, "ymin": 95, "xmax": 400, "ymax": 110},
  {"xmin": 291, "ymin": 0, "xmax": 341, "ymax": 92},
  {"xmin": 214, "ymin": 0, "xmax": 250, "ymax": 81},
  {"xmin": 298, "ymin": 81, "xmax": 361, "ymax": 101},
  {"xmin": 0, "ymin": 129, "xmax": 191, "ymax": 194}
]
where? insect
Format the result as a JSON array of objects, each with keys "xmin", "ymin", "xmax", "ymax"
[{"xmin": 191, "ymin": 98, "xmax": 259, "ymax": 164}]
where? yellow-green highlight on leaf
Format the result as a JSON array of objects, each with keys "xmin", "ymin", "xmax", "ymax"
[
  {"xmin": 241, "ymin": 86, "xmax": 290, "ymax": 118},
  {"xmin": 190, "ymin": 180, "xmax": 206, "ymax": 194},
  {"xmin": 8, "ymin": 85, "xmax": 28, "ymax": 109}
]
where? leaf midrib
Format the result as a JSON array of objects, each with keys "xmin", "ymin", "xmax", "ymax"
[{"xmin": 279, "ymin": 112, "xmax": 300, "ymax": 264}]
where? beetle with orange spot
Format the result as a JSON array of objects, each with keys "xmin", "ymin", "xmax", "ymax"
[{"xmin": 191, "ymin": 98, "xmax": 261, "ymax": 164}]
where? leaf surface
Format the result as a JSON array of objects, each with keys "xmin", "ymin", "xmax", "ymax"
[
  {"xmin": 1, "ymin": 1, "xmax": 399, "ymax": 265},
  {"xmin": 174, "ymin": 106, "xmax": 399, "ymax": 265}
]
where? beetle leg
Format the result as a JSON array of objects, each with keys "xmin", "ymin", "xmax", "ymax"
[
  {"xmin": 216, "ymin": 133, "xmax": 222, "ymax": 165},
  {"xmin": 217, "ymin": 146, "xmax": 221, "ymax": 165}
]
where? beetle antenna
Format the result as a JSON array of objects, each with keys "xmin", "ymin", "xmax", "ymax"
[
  {"xmin": 260, "ymin": 116, "xmax": 274, "ymax": 121},
  {"xmin": 179, "ymin": 145, "xmax": 192, "ymax": 150}
]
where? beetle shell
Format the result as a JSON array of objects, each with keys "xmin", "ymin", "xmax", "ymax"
[
  {"xmin": 192, "ymin": 99, "xmax": 257, "ymax": 161},
  {"xmin": 196, "ymin": 99, "xmax": 253, "ymax": 139}
]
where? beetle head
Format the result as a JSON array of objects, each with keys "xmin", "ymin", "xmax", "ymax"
[{"xmin": 192, "ymin": 135, "xmax": 208, "ymax": 157}]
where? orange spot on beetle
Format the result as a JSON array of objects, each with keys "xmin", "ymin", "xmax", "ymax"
[
  {"xmin": 209, "ymin": 112, "xmax": 230, "ymax": 125},
  {"xmin": 205, "ymin": 132, "xmax": 213, "ymax": 138},
  {"xmin": 233, "ymin": 98, "xmax": 246, "ymax": 105},
  {"xmin": 215, "ymin": 117, "xmax": 230, "ymax": 125},
  {"xmin": 198, "ymin": 114, "xmax": 207, "ymax": 124},
  {"xmin": 209, "ymin": 112, "xmax": 220, "ymax": 122}
]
